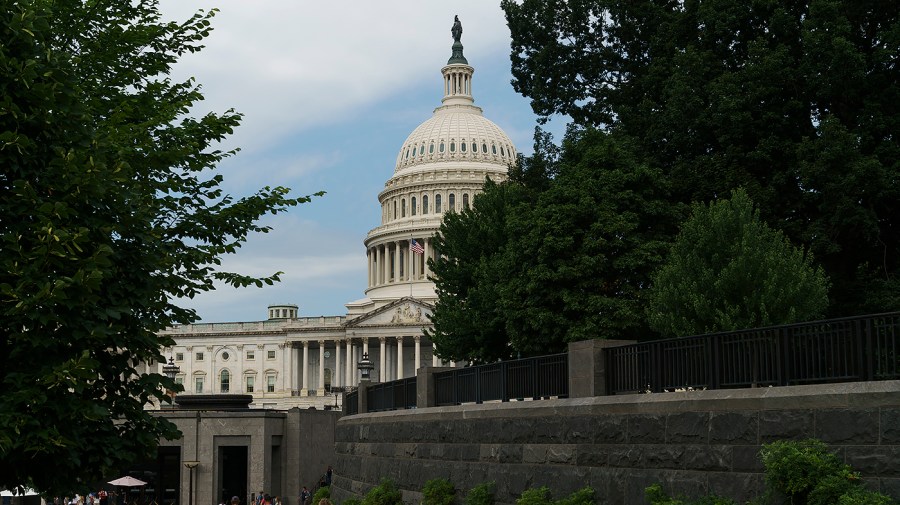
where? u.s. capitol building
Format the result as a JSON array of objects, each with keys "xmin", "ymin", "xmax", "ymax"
[{"xmin": 157, "ymin": 27, "xmax": 516, "ymax": 409}]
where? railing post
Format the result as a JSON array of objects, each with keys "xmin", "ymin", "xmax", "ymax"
[
  {"xmin": 778, "ymin": 327, "xmax": 789, "ymax": 386},
  {"xmin": 864, "ymin": 317, "xmax": 874, "ymax": 381},
  {"xmin": 416, "ymin": 366, "xmax": 453, "ymax": 408},
  {"xmin": 500, "ymin": 362, "xmax": 509, "ymax": 402},
  {"xmin": 475, "ymin": 365, "xmax": 482, "ymax": 404},
  {"xmin": 357, "ymin": 381, "xmax": 370, "ymax": 414},
  {"xmin": 567, "ymin": 339, "xmax": 636, "ymax": 397}
]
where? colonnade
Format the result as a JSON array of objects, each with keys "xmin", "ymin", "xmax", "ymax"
[
  {"xmin": 292, "ymin": 335, "xmax": 445, "ymax": 396},
  {"xmin": 367, "ymin": 237, "xmax": 435, "ymax": 288}
]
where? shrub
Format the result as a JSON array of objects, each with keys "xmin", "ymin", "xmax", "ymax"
[
  {"xmin": 837, "ymin": 488, "xmax": 895, "ymax": 505},
  {"xmin": 644, "ymin": 484, "xmax": 735, "ymax": 505},
  {"xmin": 362, "ymin": 479, "xmax": 403, "ymax": 505},
  {"xmin": 313, "ymin": 487, "xmax": 331, "ymax": 505},
  {"xmin": 422, "ymin": 479, "xmax": 455, "ymax": 505},
  {"xmin": 760, "ymin": 439, "xmax": 847, "ymax": 501},
  {"xmin": 464, "ymin": 482, "xmax": 495, "ymax": 505},
  {"xmin": 516, "ymin": 488, "xmax": 552, "ymax": 505},
  {"xmin": 344, "ymin": 499, "xmax": 362, "ymax": 505},
  {"xmin": 556, "ymin": 487, "xmax": 595, "ymax": 505}
]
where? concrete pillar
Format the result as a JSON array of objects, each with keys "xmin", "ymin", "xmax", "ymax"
[
  {"xmin": 335, "ymin": 340, "xmax": 342, "ymax": 388},
  {"xmin": 567, "ymin": 339, "xmax": 636, "ymax": 397},
  {"xmin": 414, "ymin": 335, "xmax": 421, "ymax": 375},
  {"xmin": 432, "ymin": 343, "xmax": 439, "ymax": 367},
  {"xmin": 416, "ymin": 366, "xmax": 454, "ymax": 408},
  {"xmin": 345, "ymin": 338, "xmax": 353, "ymax": 387},
  {"xmin": 424, "ymin": 238, "xmax": 431, "ymax": 277}
]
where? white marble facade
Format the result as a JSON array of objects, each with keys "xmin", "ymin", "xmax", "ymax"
[{"xmin": 155, "ymin": 34, "xmax": 514, "ymax": 410}]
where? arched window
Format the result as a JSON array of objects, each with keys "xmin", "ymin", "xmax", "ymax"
[
  {"xmin": 429, "ymin": 143, "xmax": 435, "ymax": 154},
  {"xmin": 439, "ymin": 142, "xmax": 445, "ymax": 153},
  {"xmin": 411, "ymin": 196, "xmax": 417, "ymax": 216},
  {"xmin": 401, "ymin": 199, "xmax": 406, "ymax": 217},
  {"xmin": 482, "ymin": 143, "xmax": 488, "ymax": 153},
  {"xmin": 419, "ymin": 145, "xmax": 425, "ymax": 155},
  {"xmin": 461, "ymin": 142, "xmax": 467, "ymax": 152},
  {"xmin": 393, "ymin": 201, "xmax": 397, "ymax": 219},
  {"xmin": 449, "ymin": 193, "xmax": 456, "ymax": 210},
  {"xmin": 492, "ymin": 144, "xmax": 497, "ymax": 154},
  {"xmin": 220, "ymin": 369, "xmax": 230, "ymax": 393},
  {"xmin": 472, "ymin": 142, "xmax": 477, "ymax": 153},
  {"xmin": 435, "ymin": 194, "xmax": 442, "ymax": 213},
  {"xmin": 450, "ymin": 141, "xmax": 456, "ymax": 152},
  {"xmin": 423, "ymin": 195, "xmax": 429, "ymax": 214},
  {"xmin": 500, "ymin": 146, "xmax": 505, "ymax": 156},
  {"xmin": 463, "ymin": 193, "xmax": 469, "ymax": 209}
]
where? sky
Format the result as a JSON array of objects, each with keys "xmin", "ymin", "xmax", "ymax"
[{"xmin": 157, "ymin": 1, "xmax": 564, "ymax": 323}]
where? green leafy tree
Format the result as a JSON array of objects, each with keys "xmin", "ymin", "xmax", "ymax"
[
  {"xmin": 502, "ymin": 0, "xmax": 900, "ymax": 316},
  {"xmin": 0, "ymin": 0, "xmax": 315, "ymax": 494},
  {"xmin": 648, "ymin": 189, "xmax": 829, "ymax": 337},
  {"xmin": 429, "ymin": 129, "xmax": 680, "ymax": 361}
]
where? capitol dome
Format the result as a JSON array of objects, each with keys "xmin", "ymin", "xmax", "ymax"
[{"xmin": 347, "ymin": 20, "xmax": 516, "ymax": 315}]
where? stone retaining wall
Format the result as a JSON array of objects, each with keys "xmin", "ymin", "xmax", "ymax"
[{"xmin": 332, "ymin": 381, "xmax": 900, "ymax": 505}]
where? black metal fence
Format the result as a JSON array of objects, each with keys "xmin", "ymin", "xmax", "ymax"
[
  {"xmin": 606, "ymin": 312, "xmax": 900, "ymax": 394},
  {"xmin": 366, "ymin": 377, "xmax": 417, "ymax": 412},
  {"xmin": 346, "ymin": 390, "xmax": 358, "ymax": 415},
  {"xmin": 433, "ymin": 353, "xmax": 568, "ymax": 406}
]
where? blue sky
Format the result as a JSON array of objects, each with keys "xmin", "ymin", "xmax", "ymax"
[{"xmin": 158, "ymin": 2, "xmax": 564, "ymax": 322}]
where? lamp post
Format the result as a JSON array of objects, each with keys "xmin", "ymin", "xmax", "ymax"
[
  {"xmin": 183, "ymin": 461, "xmax": 199, "ymax": 505},
  {"xmin": 357, "ymin": 352, "xmax": 374, "ymax": 383},
  {"xmin": 162, "ymin": 357, "xmax": 181, "ymax": 408}
]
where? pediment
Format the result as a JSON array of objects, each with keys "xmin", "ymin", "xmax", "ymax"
[{"xmin": 345, "ymin": 297, "xmax": 433, "ymax": 328}]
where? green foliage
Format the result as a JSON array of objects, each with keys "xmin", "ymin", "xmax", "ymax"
[
  {"xmin": 502, "ymin": 0, "xmax": 900, "ymax": 316},
  {"xmin": 516, "ymin": 487, "xmax": 552, "ymax": 505},
  {"xmin": 313, "ymin": 486, "xmax": 331, "ymax": 505},
  {"xmin": 362, "ymin": 479, "xmax": 403, "ymax": 505},
  {"xmin": 422, "ymin": 479, "xmax": 455, "ymax": 505},
  {"xmin": 464, "ymin": 482, "xmax": 495, "ymax": 505},
  {"xmin": 757, "ymin": 439, "xmax": 895, "ymax": 505},
  {"xmin": 429, "ymin": 128, "xmax": 682, "ymax": 361},
  {"xmin": 644, "ymin": 484, "xmax": 735, "ymax": 505},
  {"xmin": 556, "ymin": 487, "xmax": 595, "ymax": 505},
  {"xmin": 0, "ymin": 0, "xmax": 315, "ymax": 494},
  {"xmin": 648, "ymin": 189, "xmax": 829, "ymax": 337},
  {"xmin": 344, "ymin": 499, "xmax": 362, "ymax": 505}
]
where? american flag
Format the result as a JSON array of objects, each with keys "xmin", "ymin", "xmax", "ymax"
[{"xmin": 410, "ymin": 239, "xmax": 424, "ymax": 254}]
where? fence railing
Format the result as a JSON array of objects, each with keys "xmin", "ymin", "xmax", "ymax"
[
  {"xmin": 346, "ymin": 390, "xmax": 358, "ymax": 415},
  {"xmin": 434, "ymin": 353, "xmax": 568, "ymax": 406},
  {"xmin": 605, "ymin": 312, "xmax": 900, "ymax": 394},
  {"xmin": 367, "ymin": 377, "xmax": 417, "ymax": 412}
]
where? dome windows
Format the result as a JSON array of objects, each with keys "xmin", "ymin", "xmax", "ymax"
[
  {"xmin": 492, "ymin": 144, "xmax": 497, "ymax": 155},
  {"xmin": 461, "ymin": 142, "xmax": 467, "ymax": 153},
  {"xmin": 411, "ymin": 197, "xmax": 417, "ymax": 216},
  {"xmin": 419, "ymin": 145, "xmax": 425, "ymax": 156},
  {"xmin": 423, "ymin": 195, "xmax": 429, "ymax": 214},
  {"xmin": 435, "ymin": 194, "xmax": 442, "ymax": 213},
  {"xmin": 500, "ymin": 145, "xmax": 505, "ymax": 156},
  {"xmin": 482, "ymin": 143, "xmax": 488, "ymax": 153},
  {"xmin": 449, "ymin": 193, "xmax": 455, "ymax": 211},
  {"xmin": 472, "ymin": 142, "xmax": 477, "ymax": 153},
  {"xmin": 429, "ymin": 143, "xmax": 435, "ymax": 154},
  {"xmin": 401, "ymin": 199, "xmax": 406, "ymax": 217},
  {"xmin": 463, "ymin": 193, "xmax": 469, "ymax": 209},
  {"xmin": 450, "ymin": 141, "xmax": 456, "ymax": 153},
  {"xmin": 439, "ymin": 142, "xmax": 445, "ymax": 153}
]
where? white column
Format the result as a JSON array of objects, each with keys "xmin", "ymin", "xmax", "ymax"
[
  {"xmin": 396, "ymin": 336, "xmax": 404, "ymax": 379},
  {"xmin": 281, "ymin": 340, "xmax": 294, "ymax": 396},
  {"xmin": 345, "ymin": 338, "xmax": 352, "ymax": 386},
  {"xmin": 407, "ymin": 239, "xmax": 414, "ymax": 282},
  {"xmin": 237, "ymin": 345, "xmax": 245, "ymax": 394},
  {"xmin": 394, "ymin": 241, "xmax": 401, "ymax": 282},
  {"xmin": 301, "ymin": 341, "xmax": 309, "ymax": 395},
  {"xmin": 335, "ymin": 340, "xmax": 342, "ymax": 388},
  {"xmin": 414, "ymin": 335, "xmax": 421, "ymax": 374},
  {"xmin": 383, "ymin": 245, "xmax": 390, "ymax": 285},
  {"xmin": 367, "ymin": 249, "xmax": 372, "ymax": 287},
  {"xmin": 362, "ymin": 337, "xmax": 369, "ymax": 357},
  {"xmin": 432, "ymin": 343, "xmax": 439, "ymax": 367},
  {"xmin": 424, "ymin": 238, "xmax": 431, "ymax": 278},
  {"xmin": 292, "ymin": 343, "xmax": 300, "ymax": 394},
  {"xmin": 379, "ymin": 337, "xmax": 387, "ymax": 382},
  {"xmin": 318, "ymin": 340, "xmax": 326, "ymax": 395},
  {"xmin": 256, "ymin": 344, "xmax": 265, "ymax": 394}
]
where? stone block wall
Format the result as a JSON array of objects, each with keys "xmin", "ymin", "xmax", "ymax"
[{"xmin": 331, "ymin": 381, "xmax": 900, "ymax": 505}]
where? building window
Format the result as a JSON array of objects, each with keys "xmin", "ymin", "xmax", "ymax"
[
  {"xmin": 439, "ymin": 142, "xmax": 445, "ymax": 153},
  {"xmin": 221, "ymin": 351, "xmax": 229, "ymax": 361},
  {"xmin": 500, "ymin": 146, "xmax": 505, "ymax": 156},
  {"xmin": 220, "ymin": 370, "xmax": 230, "ymax": 393},
  {"xmin": 449, "ymin": 193, "xmax": 455, "ymax": 211},
  {"xmin": 246, "ymin": 376, "xmax": 255, "ymax": 393},
  {"xmin": 411, "ymin": 196, "xmax": 417, "ymax": 216},
  {"xmin": 401, "ymin": 199, "xmax": 406, "ymax": 217},
  {"xmin": 247, "ymin": 350, "xmax": 255, "ymax": 360},
  {"xmin": 175, "ymin": 376, "xmax": 184, "ymax": 386},
  {"xmin": 267, "ymin": 350, "xmax": 276, "ymax": 360},
  {"xmin": 429, "ymin": 143, "xmax": 434, "ymax": 154},
  {"xmin": 196, "ymin": 352, "xmax": 204, "ymax": 361},
  {"xmin": 463, "ymin": 193, "xmax": 469, "ymax": 209},
  {"xmin": 175, "ymin": 352, "xmax": 183, "ymax": 361},
  {"xmin": 492, "ymin": 144, "xmax": 497, "ymax": 154},
  {"xmin": 450, "ymin": 141, "xmax": 456, "ymax": 152},
  {"xmin": 461, "ymin": 141, "xmax": 467, "ymax": 152},
  {"xmin": 267, "ymin": 375, "xmax": 276, "ymax": 393},
  {"xmin": 435, "ymin": 194, "xmax": 442, "ymax": 212},
  {"xmin": 194, "ymin": 376, "xmax": 204, "ymax": 394},
  {"xmin": 472, "ymin": 142, "xmax": 477, "ymax": 153},
  {"xmin": 419, "ymin": 145, "xmax": 424, "ymax": 155},
  {"xmin": 482, "ymin": 143, "xmax": 488, "ymax": 153},
  {"xmin": 423, "ymin": 195, "xmax": 429, "ymax": 214},
  {"xmin": 393, "ymin": 201, "xmax": 397, "ymax": 219}
]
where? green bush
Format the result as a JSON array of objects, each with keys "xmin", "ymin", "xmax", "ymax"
[
  {"xmin": 313, "ymin": 486, "xmax": 331, "ymax": 505},
  {"xmin": 464, "ymin": 482, "xmax": 495, "ymax": 505},
  {"xmin": 362, "ymin": 479, "xmax": 403, "ymax": 505},
  {"xmin": 344, "ymin": 499, "xmax": 362, "ymax": 505},
  {"xmin": 422, "ymin": 479, "xmax": 455, "ymax": 505},
  {"xmin": 516, "ymin": 488, "xmax": 552, "ymax": 505},
  {"xmin": 837, "ymin": 488, "xmax": 895, "ymax": 505},
  {"xmin": 760, "ymin": 439, "xmax": 848, "ymax": 501},
  {"xmin": 644, "ymin": 484, "xmax": 735, "ymax": 505},
  {"xmin": 556, "ymin": 487, "xmax": 595, "ymax": 505}
]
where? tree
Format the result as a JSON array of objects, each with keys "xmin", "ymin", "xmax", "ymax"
[
  {"xmin": 0, "ymin": 0, "xmax": 316, "ymax": 493},
  {"xmin": 428, "ymin": 129, "xmax": 681, "ymax": 361},
  {"xmin": 502, "ymin": 0, "xmax": 900, "ymax": 316},
  {"xmin": 647, "ymin": 189, "xmax": 829, "ymax": 337}
]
